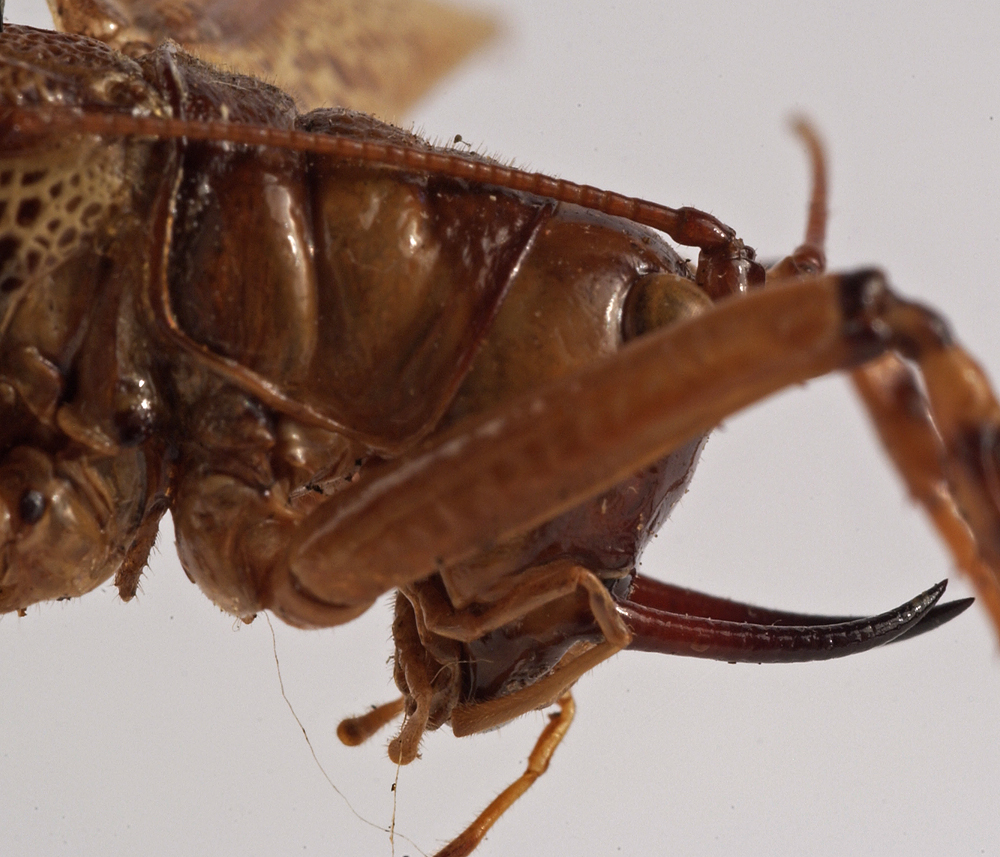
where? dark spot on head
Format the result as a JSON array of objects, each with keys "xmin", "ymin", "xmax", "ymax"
[{"xmin": 18, "ymin": 489, "xmax": 45, "ymax": 524}]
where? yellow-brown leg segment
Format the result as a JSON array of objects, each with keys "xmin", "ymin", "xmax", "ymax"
[
  {"xmin": 388, "ymin": 591, "xmax": 460, "ymax": 765},
  {"xmin": 853, "ymin": 353, "xmax": 1000, "ymax": 637},
  {"xmin": 778, "ymin": 120, "xmax": 1000, "ymax": 632},
  {"xmin": 409, "ymin": 559, "xmax": 631, "ymax": 647},
  {"xmin": 336, "ymin": 697, "xmax": 405, "ymax": 747},
  {"xmin": 433, "ymin": 693, "xmax": 576, "ymax": 857},
  {"xmin": 279, "ymin": 270, "xmax": 1000, "ymax": 643},
  {"xmin": 388, "ymin": 566, "xmax": 628, "ymax": 761},
  {"xmin": 284, "ymin": 273, "xmax": 873, "ymax": 612},
  {"xmin": 450, "ymin": 641, "xmax": 617, "ymax": 737}
]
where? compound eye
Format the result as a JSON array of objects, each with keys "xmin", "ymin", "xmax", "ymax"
[{"xmin": 18, "ymin": 489, "xmax": 46, "ymax": 524}]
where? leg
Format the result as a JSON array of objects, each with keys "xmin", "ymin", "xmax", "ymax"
[
  {"xmin": 343, "ymin": 565, "xmax": 627, "ymax": 764},
  {"xmin": 275, "ymin": 120, "xmax": 1000, "ymax": 641},
  {"xmin": 853, "ymin": 354, "xmax": 1000, "ymax": 634},
  {"xmin": 388, "ymin": 588, "xmax": 617, "ymax": 759},
  {"xmin": 281, "ymin": 274, "xmax": 855, "ymax": 613},
  {"xmin": 450, "ymin": 642, "xmax": 617, "ymax": 737},
  {"xmin": 768, "ymin": 120, "xmax": 1000, "ymax": 630},
  {"xmin": 336, "ymin": 697, "xmax": 405, "ymax": 747},
  {"xmin": 279, "ymin": 270, "xmax": 1000, "ymax": 623},
  {"xmin": 388, "ymin": 592, "xmax": 462, "ymax": 764},
  {"xmin": 433, "ymin": 693, "xmax": 576, "ymax": 857},
  {"xmin": 406, "ymin": 559, "xmax": 630, "ymax": 646},
  {"xmin": 334, "ymin": 641, "xmax": 614, "ymax": 753}
]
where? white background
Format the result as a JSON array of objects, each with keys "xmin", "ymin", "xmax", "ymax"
[{"xmin": 2, "ymin": 1, "xmax": 1000, "ymax": 855}]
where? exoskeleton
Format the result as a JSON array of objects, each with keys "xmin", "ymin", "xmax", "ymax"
[{"xmin": 3, "ymin": 4, "xmax": 1000, "ymax": 856}]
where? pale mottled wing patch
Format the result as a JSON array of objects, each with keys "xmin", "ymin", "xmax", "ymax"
[
  {"xmin": 0, "ymin": 139, "xmax": 125, "ymax": 302},
  {"xmin": 47, "ymin": 0, "xmax": 496, "ymax": 116}
]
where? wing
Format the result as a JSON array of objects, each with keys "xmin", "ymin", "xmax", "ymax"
[{"xmin": 45, "ymin": 0, "xmax": 495, "ymax": 115}]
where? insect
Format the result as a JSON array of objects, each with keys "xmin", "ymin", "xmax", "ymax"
[{"xmin": 5, "ymin": 1, "xmax": 1000, "ymax": 856}]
